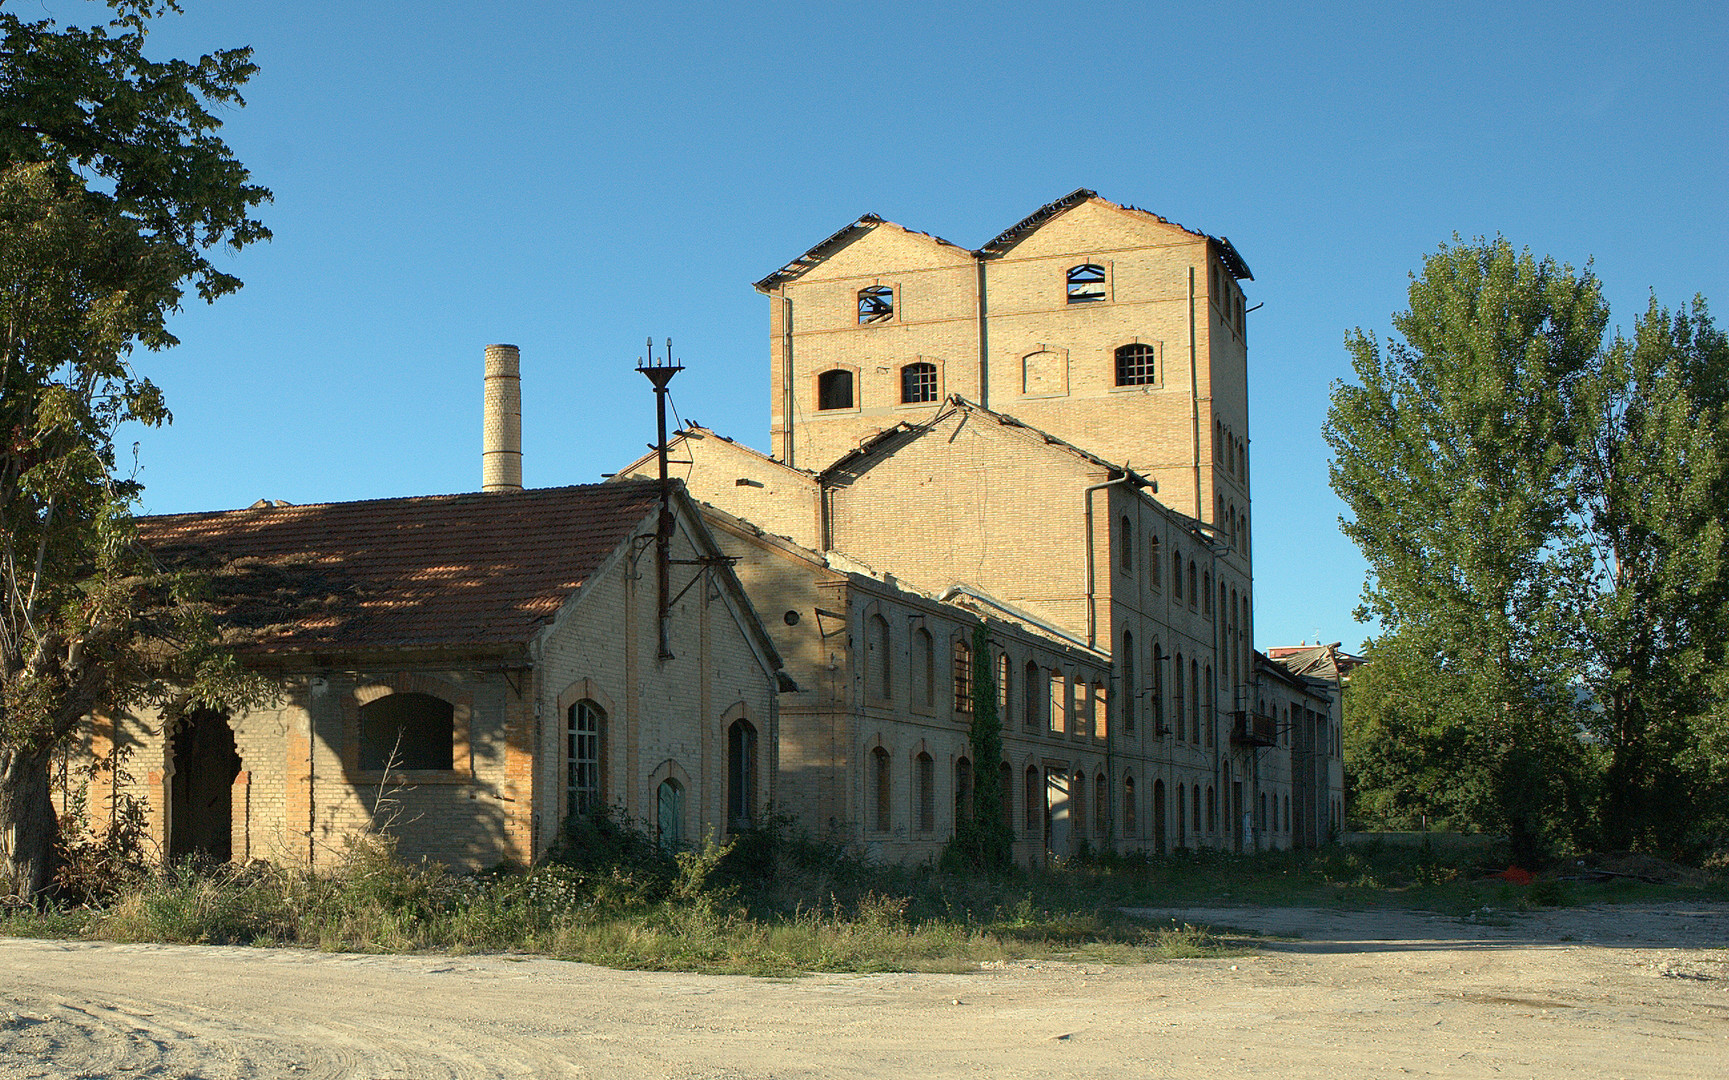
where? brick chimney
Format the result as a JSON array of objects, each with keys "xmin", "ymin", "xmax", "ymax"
[{"xmin": 482, "ymin": 344, "xmax": 522, "ymax": 492}]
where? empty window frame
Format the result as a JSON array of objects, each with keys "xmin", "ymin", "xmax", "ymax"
[
  {"xmin": 1024, "ymin": 661, "xmax": 1042, "ymax": 729},
  {"xmin": 1187, "ymin": 560, "xmax": 1198, "ymax": 608},
  {"xmin": 1203, "ymin": 571, "xmax": 1212, "ymax": 617},
  {"xmin": 1025, "ymin": 765, "xmax": 1042, "ymax": 833},
  {"xmin": 1119, "ymin": 515, "xmax": 1133, "ymax": 572},
  {"xmin": 1172, "ymin": 548, "xmax": 1183, "ymax": 601},
  {"xmin": 1172, "ymin": 653, "xmax": 1185, "ymax": 742},
  {"xmin": 817, "ymin": 368, "xmax": 854, "ymax": 410},
  {"xmin": 1176, "ymin": 782, "xmax": 1187, "ymax": 843},
  {"xmin": 1066, "ymin": 263, "xmax": 1107, "ymax": 304},
  {"xmin": 727, "ymin": 719, "xmax": 757, "ymax": 830},
  {"xmin": 953, "ymin": 636, "xmax": 974, "ymax": 714},
  {"xmin": 360, "ymin": 692, "xmax": 455, "ymax": 772},
  {"xmin": 1151, "ymin": 641, "xmax": 1165, "ymax": 734},
  {"xmin": 657, "ymin": 778, "xmax": 684, "ymax": 853},
  {"xmin": 997, "ymin": 652, "xmax": 1010, "ymax": 716},
  {"xmin": 1114, "ymin": 343, "xmax": 1157, "ymax": 386},
  {"xmin": 858, "ymin": 285, "xmax": 894, "ymax": 324},
  {"xmin": 901, "ymin": 361, "xmax": 938, "ymax": 404},
  {"xmin": 1121, "ymin": 632, "xmax": 1135, "ymax": 736},
  {"xmin": 566, "ymin": 699, "xmax": 604, "ymax": 815},
  {"xmin": 1193, "ymin": 785, "xmax": 1203, "ymax": 836},
  {"xmin": 1190, "ymin": 658, "xmax": 1201, "ymax": 744}
]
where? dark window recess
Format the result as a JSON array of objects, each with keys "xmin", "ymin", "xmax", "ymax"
[
  {"xmin": 1115, "ymin": 343, "xmax": 1157, "ymax": 386},
  {"xmin": 817, "ymin": 369, "xmax": 854, "ymax": 410},
  {"xmin": 901, "ymin": 362, "xmax": 938, "ymax": 404},
  {"xmin": 360, "ymin": 692, "xmax": 454, "ymax": 771},
  {"xmin": 953, "ymin": 637, "xmax": 974, "ymax": 713},
  {"xmin": 1067, "ymin": 263, "xmax": 1107, "ymax": 303},
  {"xmin": 728, "ymin": 720, "xmax": 757, "ymax": 830},
  {"xmin": 858, "ymin": 285, "xmax": 894, "ymax": 324}
]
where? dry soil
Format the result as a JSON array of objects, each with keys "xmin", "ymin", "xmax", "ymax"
[{"xmin": 3, "ymin": 902, "xmax": 1726, "ymax": 1078}]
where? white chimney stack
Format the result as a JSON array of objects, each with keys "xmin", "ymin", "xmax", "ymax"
[{"xmin": 482, "ymin": 343, "xmax": 522, "ymax": 492}]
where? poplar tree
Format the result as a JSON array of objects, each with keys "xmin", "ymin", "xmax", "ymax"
[
  {"xmin": 0, "ymin": 1, "xmax": 270, "ymax": 899},
  {"xmin": 1325, "ymin": 238, "xmax": 1606, "ymax": 863}
]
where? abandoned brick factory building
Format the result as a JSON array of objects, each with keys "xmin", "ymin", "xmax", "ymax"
[{"xmin": 84, "ymin": 190, "xmax": 1345, "ymax": 868}]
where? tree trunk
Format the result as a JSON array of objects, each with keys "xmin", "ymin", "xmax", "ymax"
[{"xmin": 0, "ymin": 744, "xmax": 59, "ymax": 901}]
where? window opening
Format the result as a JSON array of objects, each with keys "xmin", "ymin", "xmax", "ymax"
[
  {"xmin": 901, "ymin": 361, "xmax": 937, "ymax": 404},
  {"xmin": 1149, "ymin": 536, "xmax": 1161, "ymax": 588},
  {"xmin": 1114, "ymin": 343, "xmax": 1157, "ymax": 386},
  {"xmin": 727, "ymin": 720, "xmax": 757, "ymax": 830},
  {"xmin": 1119, "ymin": 516, "xmax": 1133, "ymax": 572},
  {"xmin": 1025, "ymin": 766, "xmax": 1042, "ymax": 833},
  {"xmin": 1094, "ymin": 773, "xmax": 1108, "ymax": 837},
  {"xmin": 1024, "ymin": 661, "xmax": 1042, "ymax": 729},
  {"xmin": 657, "ymin": 779, "xmax": 684, "ymax": 853},
  {"xmin": 1173, "ymin": 653, "xmax": 1185, "ymax": 742},
  {"xmin": 1066, "ymin": 263, "xmax": 1106, "ymax": 303},
  {"xmin": 1123, "ymin": 776, "xmax": 1137, "ymax": 837},
  {"xmin": 1172, "ymin": 549, "xmax": 1183, "ymax": 600},
  {"xmin": 997, "ymin": 652, "xmax": 1010, "ymax": 715},
  {"xmin": 1000, "ymin": 761, "xmax": 1015, "ymax": 832},
  {"xmin": 566, "ymin": 699, "xmax": 603, "ymax": 814},
  {"xmin": 869, "ymin": 613, "xmax": 891, "ymax": 700},
  {"xmin": 857, "ymin": 285, "xmax": 894, "ymax": 323},
  {"xmin": 916, "ymin": 752, "xmax": 935, "ymax": 833},
  {"xmin": 817, "ymin": 368, "xmax": 854, "ymax": 410},
  {"xmin": 1121, "ymin": 632, "xmax": 1135, "ymax": 736},
  {"xmin": 361, "ymin": 692, "xmax": 455, "ymax": 772},
  {"xmin": 1151, "ymin": 642, "xmax": 1165, "ymax": 734},
  {"xmin": 953, "ymin": 636, "xmax": 974, "ymax": 714},
  {"xmin": 912, "ymin": 628, "xmax": 934, "ymax": 710}
]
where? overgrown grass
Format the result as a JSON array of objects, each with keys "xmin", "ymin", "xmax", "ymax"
[{"xmin": 4, "ymin": 824, "xmax": 1722, "ymax": 975}]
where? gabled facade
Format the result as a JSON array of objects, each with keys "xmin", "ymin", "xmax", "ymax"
[{"xmin": 84, "ymin": 482, "xmax": 784, "ymax": 870}]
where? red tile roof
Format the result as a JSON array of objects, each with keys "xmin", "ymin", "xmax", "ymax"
[{"xmin": 138, "ymin": 482, "xmax": 663, "ymax": 655}]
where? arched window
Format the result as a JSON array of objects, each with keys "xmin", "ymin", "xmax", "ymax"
[
  {"xmin": 361, "ymin": 691, "xmax": 454, "ymax": 772},
  {"xmin": 912, "ymin": 627, "xmax": 934, "ymax": 709},
  {"xmin": 1024, "ymin": 661, "xmax": 1042, "ymax": 729},
  {"xmin": 1149, "ymin": 535, "xmax": 1161, "ymax": 588},
  {"xmin": 916, "ymin": 752, "xmax": 935, "ymax": 833},
  {"xmin": 868, "ymin": 613, "xmax": 891, "ymax": 700},
  {"xmin": 901, "ymin": 361, "xmax": 937, "ymax": 404},
  {"xmin": 1066, "ymin": 263, "xmax": 1106, "ymax": 303},
  {"xmin": 1228, "ymin": 503, "xmax": 1237, "ymax": 548},
  {"xmin": 1025, "ymin": 765, "xmax": 1042, "ymax": 833},
  {"xmin": 858, "ymin": 284, "xmax": 893, "ymax": 323},
  {"xmin": 1071, "ymin": 770, "xmax": 1085, "ymax": 839},
  {"xmin": 1119, "ymin": 515, "xmax": 1134, "ymax": 572},
  {"xmin": 727, "ymin": 719, "xmax": 757, "ymax": 830},
  {"xmin": 1260, "ymin": 792, "xmax": 1268, "ymax": 832},
  {"xmin": 817, "ymin": 368, "xmax": 854, "ymax": 410},
  {"xmin": 1203, "ymin": 572, "xmax": 1212, "ymax": 617},
  {"xmin": 565, "ymin": 699, "xmax": 604, "ymax": 815},
  {"xmin": 1172, "ymin": 548, "xmax": 1183, "ymax": 600},
  {"xmin": 871, "ymin": 746, "xmax": 892, "ymax": 832},
  {"xmin": 955, "ymin": 756, "xmax": 973, "ymax": 824},
  {"xmin": 1000, "ymin": 761, "xmax": 1015, "ymax": 832},
  {"xmin": 953, "ymin": 636, "xmax": 974, "ymax": 714},
  {"xmin": 1187, "ymin": 560, "xmax": 1197, "ymax": 608},
  {"xmin": 1206, "ymin": 786, "xmax": 1217, "ymax": 833},
  {"xmin": 1123, "ymin": 775, "xmax": 1137, "ymax": 838},
  {"xmin": 657, "ymin": 778, "xmax": 684, "ymax": 853},
  {"xmin": 1172, "ymin": 653, "xmax": 1185, "ymax": 742},
  {"xmin": 997, "ymin": 652, "xmax": 1010, "ymax": 715},
  {"xmin": 1284, "ymin": 793, "xmax": 1291, "ymax": 833},
  {"xmin": 1151, "ymin": 641, "xmax": 1165, "ymax": 734},
  {"xmin": 1193, "ymin": 785, "xmax": 1203, "ymax": 836},
  {"xmin": 1121, "ymin": 631, "xmax": 1135, "ymax": 735},
  {"xmin": 1177, "ymin": 782, "xmax": 1187, "ymax": 843},
  {"xmin": 1094, "ymin": 772, "xmax": 1108, "ymax": 837},
  {"xmin": 1191, "ymin": 658, "xmax": 1201, "ymax": 744},
  {"xmin": 1204, "ymin": 664, "xmax": 1215, "ymax": 747},
  {"xmin": 1092, "ymin": 680, "xmax": 1108, "ymax": 740},
  {"xmin": 1114, "ymin": 343, "xmax": 1156, "ymax": 386}
]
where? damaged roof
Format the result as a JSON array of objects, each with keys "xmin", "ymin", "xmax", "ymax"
[
  {"xmin": 139, "ymin": 482, "xmax": 664, "ymax": 656},
  {"xmin": 756, "ymin": 189, "xmax": 1252, "ymax": 291}
]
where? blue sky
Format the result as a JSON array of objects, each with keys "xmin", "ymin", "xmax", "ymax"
[{"xmin": 74, "ymin": 1, "xmax": 1727, "ymax": 651}]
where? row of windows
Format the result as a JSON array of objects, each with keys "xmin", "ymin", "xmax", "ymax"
[
  {"xmin": 865, "ymin": 751, "xmax": 1295, "ymax": 845},
  {"xmin": 852, "ymin": 264, "xmax": 1116, "ymax": 328},
  {"xmin": 814, "ymin": 341, "xmax": 1159, "ymax": 413}
]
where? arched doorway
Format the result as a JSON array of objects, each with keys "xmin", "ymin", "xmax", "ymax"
[{"xmin": 168, "ymin": 709, "xmax": 241, "ymax": 862}]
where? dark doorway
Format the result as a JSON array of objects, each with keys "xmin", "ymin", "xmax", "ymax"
[{"xmin": 169, "ymin": 709, "xmax": 241, "ymax": 862}]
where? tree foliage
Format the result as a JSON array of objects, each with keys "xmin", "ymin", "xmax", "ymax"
[
  {"xmin": 944, "ymin": 623, "xmax": 1014, "ymax": 872},
  {"xmin": 1330, "ymin": 237, "xmax": 1729, "ymax": 859},
  {"xmin": 0, "ymin": 1, "xmax": 271, "ymax": 900}
]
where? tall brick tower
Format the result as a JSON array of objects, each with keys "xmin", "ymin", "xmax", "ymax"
[{"xmin": 754, "ymin": 190, "xmax": 1254, "ymax": 555}]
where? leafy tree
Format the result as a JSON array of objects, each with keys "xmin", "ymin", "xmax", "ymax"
[
  {"xmin": 1573, "ymin": 298, "xmax": 1729, "ymax": 851},
  {"xmin": 0, "ymin": 1, "xmax": 270, "ymax": 900},
  {"xmin": 1326, "ymin": 238, "xmax": 1607, "ymax": 864}
]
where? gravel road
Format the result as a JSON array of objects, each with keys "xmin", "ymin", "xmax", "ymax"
[{"xmin": 3, "ymin": 903, "xmax": 1725, "ymax": 1078}]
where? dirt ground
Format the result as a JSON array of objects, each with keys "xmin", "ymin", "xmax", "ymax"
[{"xmin": 3, "ymin": 903, "xmax": 1726, "ymax": 1079}]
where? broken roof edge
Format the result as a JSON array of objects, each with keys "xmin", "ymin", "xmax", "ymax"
[
  {"xmin": 142, "ymin": 478, "xmax": 662, "ymax": 526},
  {"xmin": 753, "ymin": 215, "xmax": 969, "ymax": 292},
  {"xmin": 940, "ymin": 583, "xmax": 1105, "ymax": 658}
]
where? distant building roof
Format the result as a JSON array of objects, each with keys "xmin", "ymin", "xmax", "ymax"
[
  {"xmin": 139, "ymin": 482, "xmax": 664, "ymax": 656},
  {"xmin": 1265, "ymin": 642, "xmax": 1367, "ymax": 684}
]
